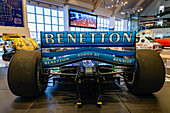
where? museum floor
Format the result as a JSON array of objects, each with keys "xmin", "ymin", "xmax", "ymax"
[{"xmin": 1, "ymin": 50, "xmax": 170, "ymax": 113}]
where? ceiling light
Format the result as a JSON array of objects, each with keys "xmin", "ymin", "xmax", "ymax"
[
  {"xmin": 103, "ymin": 0, "xmax": 128, "ymax": 10},
  {"xmin": 121, "ymin": 12, "xmax": 125, "ymax": 15},
  {"xmin": 124, "ymin": 1, "xmax": 128, "ymax": 5}
]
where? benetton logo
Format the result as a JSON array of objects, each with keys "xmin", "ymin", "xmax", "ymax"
[{"xmin": 44, "ymin": 32, "xmax": 133, "ymax": 44}]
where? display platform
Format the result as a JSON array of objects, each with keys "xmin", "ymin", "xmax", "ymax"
[{"xmin": 0, "ymin": 67, "xmax": 170, "ymax": 113}]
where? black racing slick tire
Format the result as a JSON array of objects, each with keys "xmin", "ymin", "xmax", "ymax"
[
  {"xmin": 125, "ymin": 49, "xmax": 165, "ymax": 94},
  {"xmin": 8, "ymin": 51, "xmax": 48, "ymax": 97}
]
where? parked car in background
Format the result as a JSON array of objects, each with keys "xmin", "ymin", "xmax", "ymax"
[
  {"xmin": 136, "ymin": 36, "xmax": 162, "ymax": 53},
  {"xmin": 154, "ymin": 37, "xmax": 170, "ymax": 48},
  {"xmin": 1, "ymin": 33, "xmax": 39, "ymax": 61},
  {"xmin": 123, "ymin": 36, "xmax": 162, "ymax": 53}
]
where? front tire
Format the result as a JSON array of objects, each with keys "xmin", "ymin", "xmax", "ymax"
[{"xmin": 125, "ymin": 49, "xmax": 165, "ymax": 94}]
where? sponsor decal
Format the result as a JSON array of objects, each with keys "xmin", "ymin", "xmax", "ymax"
[{"xmin": 43, "ymin": 52, "xmax": 135, "ymax": 66}]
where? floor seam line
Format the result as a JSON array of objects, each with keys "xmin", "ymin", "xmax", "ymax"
[{"xmin": 114, "ymin": 90, "xmax": 131, "ymax": 113}]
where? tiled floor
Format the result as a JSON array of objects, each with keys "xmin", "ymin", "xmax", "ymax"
[{"xmin": 1, "ymin": 50, "xmax": 170, "ymax": 113}]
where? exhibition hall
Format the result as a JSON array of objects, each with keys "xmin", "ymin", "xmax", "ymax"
[{"xmin": 0, "ymin": 0, "xmax": 170, "ymax": 113}]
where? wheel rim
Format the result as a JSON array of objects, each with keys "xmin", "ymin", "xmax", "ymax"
[
  {"xmin": 126, "ymin": 72, "xmax": 135, "ymax": 84},
  {"xmin": 37, "ymin": 64, "xmax": 47, "ymax": 92},
  {"xmin": 126, "ymin": 60, "xmax": 138, "ymax": 85}
]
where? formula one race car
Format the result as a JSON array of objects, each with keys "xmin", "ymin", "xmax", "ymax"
[
  {"xmin": 136, "ymin": 36, "xmax": 162, "ymax": 52},
  {"xmin": 2, "ymin": 33, "xmax": 39, "ymax": 61},
  {"xmin": 154, "ymin": 37, "xmax": 170, "ymax": 49},
  {"xmin": 7, "ymin": 31, "xmax": 165, "ymax": 106}
]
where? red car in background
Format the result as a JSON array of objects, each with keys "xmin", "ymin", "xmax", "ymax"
[{"xmin": 154, "ymin": 37, "xmax": 170, "ymax": 48}]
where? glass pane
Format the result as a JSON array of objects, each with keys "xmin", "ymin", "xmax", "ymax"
[
  {"xmin": 30, "ymin": 32, "xmax": 37, "ymax": 39},
  {"xmin": 97, "ymin": 18, "xmax": 100, "ymax": 23},
  {"xmin": 45, "ymin": 16, "xmax": 51, "ymax": 24},
  {"xmin": 107, "ymin": 25, "xmax": 109, "ymax": 28},
  {"xmin": 81, "ymin": 28, "xmax": 85, "ymax": 31},
  {"xmin": 59, "ymin": 18, "xmax": 64, "ymax": 25},
  {"xmin": 85, "ymin": 28, "xmax": 90, "ymax": 31},
  {"xmin": 52, "ymin": 17, "xmax": 58, "ymax": 25},
  {"xmin": 107, "ymin": 19, "xmax": 110, "ymax": 25},
  {"xmin": 101, "ymin": 18, "xmax": 104, "ymax": 23},
  {"xmin": 115, "ymin": 26, "xmax": 117, "ymax": 31},
  {"xmin": 104, "ymin": 19, "xmax": 107, "ymax": 24},
  {"xmin": 76, "ymin": 27, "xmax": 80, "ymax": 31},
  {"xmin": 115, "ymin": 21, "xmax": 118, "ymax": 25},
  {"xmin": 44, "ymin": 8, "xmax": 51, "ymax": 15},
  {"xmin": 37, "ymin": 32, "xmax": 41, "ymax": 42},
  {"xmin": 28, "ymin": 23, "xmax": 36, "ymax": 31},
  {"xmin": 45, "ymin": 25, "xmax": 51, "ymax": 31},
  {"xmin": 58, "ymin": 11, "xmax": 63, "ymax": 17},
  {"xmin": 118, "ymin": 21, "xmax": 120, "ymax": 25},
  {"xmin": 52, "ymin": 10, "xmax": 57, "ymax": 17},
  {"xmin": 70, "ymin": 27, "xmax": 75, "ymax": 31},
  {"xmin": 37, "ymin": 24, "xmax": 44, "ymax": 32},
  {"xmin": 52, "ymin": 25, "xmax": 58, "ymax": 31},
  {"xmin": 59, "ymin": 26, "xmax": 64, "ymax": 31},
  {"xmin": 36, "ymin": 7, "xmax": 43, "ymax": 14},
  {"xmin": 27, "ymin": 5, "xmax": 35, "ymax": 13},
  {"xmin": 36, "ymin": 15, "xmax": 44, "ymax": 23},
  {"xmin": 98, "ymin": 23, "xmax": 101, "ymax": 27},
  {"xmin": 27, "ymin": 14, "xmax": 35, "ymax": 22}
]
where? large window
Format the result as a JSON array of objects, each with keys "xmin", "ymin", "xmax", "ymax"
[
  {"xmin": 27, "ymin": 5, "xmax": 64, "ymax": 43},
  {"xmin": 97, "ymin": 16, "xmax": 110, "ymax": 31},
  {"xmin": 115, "ymin": 20, "xmax": 123, "ymax": 31}
]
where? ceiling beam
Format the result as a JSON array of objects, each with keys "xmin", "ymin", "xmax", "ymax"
[
  {"xmin": 93, "ymin": 0, "xmax": 103, "ymax": 10},
  {"xmin": 67, "ymin": 0, "xmax": 112, "ymax": 16},
  {"xmin": 32, "ymin": 0, "xmax": 65, "ymax": 7},
  {"xmin": 67, "ymin": 0, "xmax": 94, "ymax": 9},
  {"xmin": 141, "ymin": 0, "xmax": 162, "ymax": 16},
  {"xmin": 134, "ymin": 0, "xmax": 145, "ymax": 8},
  {"xmin": 112, "ymin": 5, "xmax": 122, "ymax": 16},
  {"xmin": 126, "ymin": 0, "xmax": 145, "ymax": 18},
  {"xmin": 35, "ymin": 0, "xmax": 113, "ymax": 17}
]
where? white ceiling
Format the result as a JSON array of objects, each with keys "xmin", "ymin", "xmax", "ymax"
[{"xmin": 32, "ymin": 0, "xmax": 162, "ymax": 17}]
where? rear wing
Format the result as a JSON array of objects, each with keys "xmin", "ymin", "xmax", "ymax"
[{"xmin": 41, "ymin": 31, "xmax": 136, "ymax": 67}]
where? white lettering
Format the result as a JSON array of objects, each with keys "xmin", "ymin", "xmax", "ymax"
[
  {"xmin": 67, "ymin": 33, "xmax": 76, "ymax": 43},
  {"xmin": 45, "ymin": 33, "xmax": 54, "ymax": 43},
  {"xmin": 99, "ymin": 33, "xmax": 107, "ymax": 43},
  {"xmin": 109, "ymin": 33, "xmax": 120, "ymax": 43},
  {"xmin": 80, "ymin": 33, "xmax": 87, "ymax": 43},
  {"xmin": 123, "ymin": 33, "xmax": 132, "ymax": 43},
  {"xmin": 89, "ymin": 33, "xmax": 97, "ymax": 43},
  {"xmin": 57, "ymin": 33, "xmax": 64, "ymax": 43}
]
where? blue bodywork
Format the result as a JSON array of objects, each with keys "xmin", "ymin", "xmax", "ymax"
[{"xmin": 41, "ymin": 31, "xmax": 136, "ymax": 67}]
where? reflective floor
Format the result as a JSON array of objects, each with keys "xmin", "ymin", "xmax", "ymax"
[{"xmin": 1, "ymin": 67, "xmax": 170, "ymax": 113}]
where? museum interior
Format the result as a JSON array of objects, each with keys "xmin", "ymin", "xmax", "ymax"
[{"xmin": 0, "ymin": 0, "xmax": 170, "ymax": 113}]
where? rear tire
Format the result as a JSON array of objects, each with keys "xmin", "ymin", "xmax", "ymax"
[
  {"xmin": 8, "ymin": 51, "xmax": 48, "ymax": 97},
  {"xmin": 125, "ymin": 49, "xmax": 165, "ymax": 94}
]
